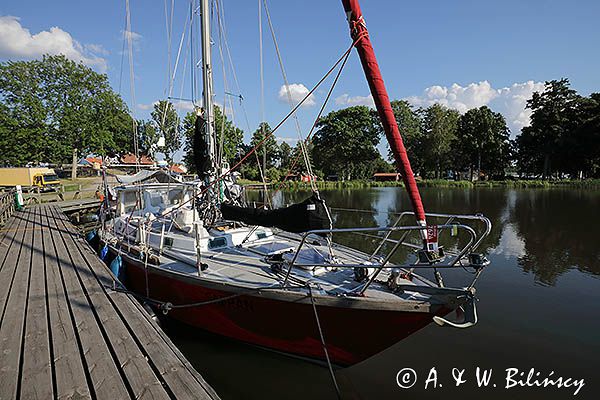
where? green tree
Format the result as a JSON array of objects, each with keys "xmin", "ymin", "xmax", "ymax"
[
  {"xmin": 372, "ymin": 156, "xmax": 395, "ymax": 173},
  {"xmin": 284, "ymin": 141, "xmax": 316, "ymax": 176},
  {"xmin": 312, "ymin": 106, "xmax": 381, "ymax": 180},
  {"xmin": 0, "ymin": 55, "xmax": 133, "ymax": 172},
  {"xmin": 249, "ymin": 122, "xmax": 279, "ymax": 169},
  {"xmin": 454, "ymin": 106, "xmax": 511, "ymax": 179},
  {"xmin": 516, "ymin": 79, "xmax": 581, "ymax": 178},
  {"xmin": 214, "ymin": 106, "xmax": 244, "ymax": 167},
  {"xmin": 388, "ymin": 100, "xmax": 423, "ymax": 173},
  {"xmin": 279, "ymin": 141, "xmax": 292, "ymax": 169},
  {"xmin": 137, "ymin": 119, "xmax": 159, "ymax": 157},
  {"xmin": 151, "ymin": 100, "xmax": 181, "ymax": 163},
  {"xmin": 570, "ymin": 93, "xmax": 600, "ymax": 178},
  {"xmin": 420, "ymin": 104, "xmax": 460, "ymax": 178}
]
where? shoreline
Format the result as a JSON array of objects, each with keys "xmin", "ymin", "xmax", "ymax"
[{"xmin": 239, "ymin": 179, "xmax": 600, "ymax": 190}]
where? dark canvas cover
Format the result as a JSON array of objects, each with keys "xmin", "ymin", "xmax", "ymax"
[
  {"xmin": 194, "ymin": 114, "xmax": 212, "ymax": 181},
  {"xmin": 221, "ymin": 194, "xmax": 330, "ymax": 234}
]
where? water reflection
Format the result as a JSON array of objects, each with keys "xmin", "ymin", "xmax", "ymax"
[
  {"xmin": 509, "ymin": 188, "xmax": 600, "ymax": 285},
  {"xmin": 166, "ymin": 187, "xmax": 600, "ymax": 400},
  {"xmin": 248, "ymin": 187, "xmax": 600, "ymax": 285}
]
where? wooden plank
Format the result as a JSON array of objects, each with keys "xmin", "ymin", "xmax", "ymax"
[
  {"xmin": 0, "ymin": 205, "xmax": 27, "ymax": 271},
  {"xmin": 41, "ymin": 205, "xmax": 92, "ymax": 400},
  {"xmin": 20, "ymin": 207, "xmax": 54, "ymax": 399},
  {"xmin": 0, "ymin": 210, "xmax": 27, "ymax": 333},
  {"xmin": 125, "ymin": 298, "xmax": 221, "ymax": 400},
  {"xmin": 56, "ymin": 207, "xmax": 219, "ymax": 400},
  {"xmin": 0, "ymin": 205, "xmax": 20, "ymax": 263},
  {"xmin": 48, "ymin": 206, "xmax": 170, "ymax": 400},
  {"xmin": 45, "ymin": 206, "xmax": 132, "ymax": 400},
  {"xmin": 0, "ymin": 205, "xmax": 219, "ymax": 400},
  {"xmin": 0, "ymin": 207, "xmax": 34, "ymax": 399}
]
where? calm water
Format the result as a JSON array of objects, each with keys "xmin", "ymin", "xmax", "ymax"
[{"xmin": 163, "ymin": 187, "xmax": 600, "ymax": 399}]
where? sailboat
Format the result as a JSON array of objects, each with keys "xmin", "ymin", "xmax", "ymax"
[{"xmin": 98, "ymin": 0, "xmax": 492, "ymax": 367}]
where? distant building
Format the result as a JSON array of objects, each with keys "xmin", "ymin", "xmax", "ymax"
[
  {"xmin": 169, "ymin": 164, "xmax": 187, "ymax": 174},
  {"xmin": 285, "ymin": 173, "xmax": 316, "ymax": 182},
  {"xmin": 373, "ymin": 172, "xmax": 400, "ymax": 181},
  {"xmin": 121, "ymin": 153, "xmax": 155, "ymax": 166},
  {"xmin": 78, "ymin": 157, "xmax": 103, "ymax": 169}
]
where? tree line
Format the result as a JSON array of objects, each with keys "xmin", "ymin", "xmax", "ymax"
[
  {"xmin": 185, "ymin": 79, "xmax": 599, "ymax": 181},
  {"xmin": 1, "ymin": 56, "xmax": 598, "ymax": 180}
]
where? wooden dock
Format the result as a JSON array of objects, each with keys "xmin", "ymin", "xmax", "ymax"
[{"xmin": 0, "ymin": 204, "xmax": 219, "ymax": 400}]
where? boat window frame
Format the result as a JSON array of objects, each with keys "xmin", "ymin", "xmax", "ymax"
[{"xmin": 208, "ymin": 237, "xmax": 227, "ymax": 249}]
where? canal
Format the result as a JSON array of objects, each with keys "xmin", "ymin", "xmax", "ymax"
[{"xmin": 163, "ymin": 187, "xmax": 600, "ymax": 399}]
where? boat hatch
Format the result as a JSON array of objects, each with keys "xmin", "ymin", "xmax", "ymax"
[
  {"xmin": 208, "ymin": 237, "xmax": 228, "ymax": 249},
  {"xmin": 282, "ymin": 248, "xmax": 329, "ymax": 267},
  {"xmin": 248, "ymin": 241, "xmax": 295, "ymax": 256}
]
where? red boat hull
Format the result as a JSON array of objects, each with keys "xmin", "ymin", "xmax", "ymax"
[{"xmin": 120, "ymin": 254, "xmax": 447, "ymax": 366}]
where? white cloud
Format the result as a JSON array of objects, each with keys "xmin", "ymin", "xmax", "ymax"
[
  {"xmin": 336, "ymin": 81, "xmax": 546, "ymax": 136},
  {"xmin": 406, "ymin": 81, "xmax": 498, "ymax": 113},
  {"xmin": 138, "ymin": 100, "xmax": 195, "ymax": 113},
  {"xmin": 495, "ymin": 81, "xmax": 546, "ymax": 133},
  {"xmin": 490, "ymin": 223, "xmax": 525, "ymax": 258},
  {"xmin": 278, "ymin": 83, "xmax": 316, "ymax": 107},
  {"xmin": 121, "ymin": 29, "xmax": 142, "ymax": 52},
  {"xmin": 172, "ymin": 100, "xmax": 195, "ymax": 112},
  {"xmin": 0, "ymin": 15, "xmax": 107, "ymax": 72},
  {"xmin": 84, "ymin": 43, "xmax": 109, "ymax": 56},
  {"xmin": 137, "ymin": 102, "xmax": 156, "ymax": 111},
  {"xmin": 404, "ymin": 80, "xmax": 545, "ymax": 135},
  {"xmin": 335, "ymin": 93, "xmax": 375, "ymax": 107}
]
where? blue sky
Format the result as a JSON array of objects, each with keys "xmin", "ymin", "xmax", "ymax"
[{"xmin": 1, "ymin": 0, "xmax": 599, "ymax": 160}]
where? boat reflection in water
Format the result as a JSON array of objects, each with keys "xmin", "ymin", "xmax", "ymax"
[{"xmin": 151, "ymin": 187, "xmax": 599, "ymax": 400}]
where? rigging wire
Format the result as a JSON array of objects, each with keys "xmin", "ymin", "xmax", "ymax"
[
  {"xmin": 163, "ymin": 0, "xmax": 172, "ymax": 99},
  {"xmin": 179, "ymin": 2, "xmax": 194, "ymax": 104},
  {"xmin": 155, "ymin": 38, "xmax": 361, "ymax": 221},
  {"xmin": 125, "ymin": 0, "xmax": 140, "ymax": 171},
  {"xmin": 214, "ymin": 0, "xmax": 270, "ymax": 202},
  {"xmin": 190, "ymin": 0, "xmax": 197, "ymax": 105},
  {"xmin": 118, "ymin": 13, "xmax": 128, "ymax": 95},
  {"xmin": 212, "ymin": 0, "xmax": 261, "ymax": 177},
  {"xmin": 256, "ymin": 0, "xmax": 271, "ymax": 204},
  {"xmin": 214, "ymin": 0, "xmax": 229, "ymax": 169},
  {"xmin": 159, "ymin": 0, "xmax": 191, "ymax": 159},
  {"xmin": 262, "ymin": 0, "xmax": 316, "ymax": 192},
  {"xmin": 277, "ymin": 46, "xmax": 352, "ymax": 190}
]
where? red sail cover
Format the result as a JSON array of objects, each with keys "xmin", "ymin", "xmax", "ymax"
[{"xmin": 341, "ymin": 0, "xmax": 426, "ymax": 224}]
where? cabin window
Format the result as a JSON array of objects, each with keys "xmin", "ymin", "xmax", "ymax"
[
  {"xmin": 256, "ymin": 231, "xmax": 267, "ymax": 240},
  {"xmin": 208, "ymin": 237, "xmax": 227, "ymax": 249},
  {"xmin": 121, "ymin": 191, "xmax": 139, "ymax": 213}
]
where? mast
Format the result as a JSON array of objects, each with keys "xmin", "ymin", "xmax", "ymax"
[
  {"xmin": 200, "ymin": 0, "xmax": 216, "ymax": 179},
  {"xmin": 340, "ymin": 0, "xmax": 426, "ymax": 226}
]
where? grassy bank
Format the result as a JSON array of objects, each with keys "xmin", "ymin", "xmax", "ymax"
[{"xmin": 239, "ymin": 178, "xmax": 600, "ymax": 190}]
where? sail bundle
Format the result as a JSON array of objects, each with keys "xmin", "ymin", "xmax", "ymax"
[{"xmin": 221, "ymin": 194, "xmax": 330, "ymax": 234}]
